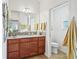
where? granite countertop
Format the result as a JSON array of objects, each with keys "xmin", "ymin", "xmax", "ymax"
[{"xmin": 8, "ymin": 35, "xmax": 45, "ymax": 39}]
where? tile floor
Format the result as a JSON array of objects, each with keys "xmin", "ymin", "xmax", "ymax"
[{"xmin": 26, "ymin": 51, "xmax": 67, "ymax": 59}]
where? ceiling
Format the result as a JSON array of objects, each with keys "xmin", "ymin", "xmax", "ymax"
[
  {"xmin": 8, "ymin": 0, "xmax": 40, "ymax": 14},
  {"xmin": 8, "ymin": 0, "xmax": 68, "ymax": 13}
]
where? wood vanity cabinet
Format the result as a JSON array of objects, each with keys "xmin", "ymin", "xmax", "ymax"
[{"xmin": 7, "ymin": 36, "xmax": 45, "ymax": 59}]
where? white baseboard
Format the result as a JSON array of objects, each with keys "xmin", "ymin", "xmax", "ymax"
[
  {"xmin": 44, "ymin": 52, "xmax": 51, "ymax": 58},
  {"xmin": 59, "ymin": 48, "xmax": 67, "ymax": 54}
]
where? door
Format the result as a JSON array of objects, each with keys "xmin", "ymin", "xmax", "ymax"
[{"xmin": 50, "ymin": 2, "xmax": 69, "ymax": 53}]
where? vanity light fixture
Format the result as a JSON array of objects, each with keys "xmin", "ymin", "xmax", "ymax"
[{"xmin": 23, "ymin": 8, "xmax": 32, "ymax": 13}]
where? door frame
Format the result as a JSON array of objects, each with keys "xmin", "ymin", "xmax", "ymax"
[
  {"xmin": 49, "ymin": 1, "xmax": 69, "ymax": 42},
  {"xmin": 49, "ymin": 1, "xmax": 70, "ymax": 54}
]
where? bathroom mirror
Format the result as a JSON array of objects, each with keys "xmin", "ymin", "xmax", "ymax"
[
  {"xmin": 7, "ymin": 0, "xmax": 40, "ymax": 36},
  {"xmin": 8, "ymin": 20, "xmax": 19, "ymax": 36}
]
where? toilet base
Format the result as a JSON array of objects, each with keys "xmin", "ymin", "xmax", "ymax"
[{"xmin": 52, "ymin": 48, "xmax": 58, "ymax": 54}]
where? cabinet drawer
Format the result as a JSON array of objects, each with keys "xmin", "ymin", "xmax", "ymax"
[
  {"xmin": 8, "ymin": 39, "xmax": 19, "ymax": 44},
  {"xmin": 29, "ymin": 42, "xmax": 37, "ymax": 47},
  {"xmin": 8, "ymin": 52, "xmax": 19, "ymax": 59},
  {"xmin": 39, "ymin": 37, "xmax": 45, "ymax": 41},
  {"xmin": 20, "ymin": 43, "xmax": 29, "ymax": 48},
  {"xmin": 8, "ymin": 44, "xmax": 19, "ymax": 52},
  {"xmin": 19, "ymin": 38, "xmax": 30, "ymax": 43},
  {"xmin": 30, "ymin": 37, "xmax": 38, "ymax": 42}
]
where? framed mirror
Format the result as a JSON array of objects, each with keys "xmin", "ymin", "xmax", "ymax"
[{"xmin": 2, "ymin": 2, "xmax": 8, "ymax": 42}]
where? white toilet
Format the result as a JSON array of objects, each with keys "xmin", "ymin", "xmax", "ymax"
[{"xmin": 51, "ymin": 42, "xmax": 59, "ymax": 54}]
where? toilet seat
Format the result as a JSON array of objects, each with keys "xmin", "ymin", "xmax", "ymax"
[{"xmin": 51, "ymin": 42, "xmax": 59, "ymax": 47}]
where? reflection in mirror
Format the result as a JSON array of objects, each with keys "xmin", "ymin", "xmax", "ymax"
[
  {"xmin": 8, "ymin": 10, "xmax": 36, "ymax": 36},
  {"xmin": 8, "ymin": 20, "xmax": 19, "ymax": 36}
]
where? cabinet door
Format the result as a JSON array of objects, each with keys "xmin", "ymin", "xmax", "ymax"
[
  {"xmin": 8, "ymin": 43, "xmax": 19, "ymax": 52},
  {"xmin": 7, "ymin": 40, "xmax": 19, "ymax": 52},
  {"xmin": 39, "ymin": 40, "xmax": 45, "ymax": 47},
  {"xmin": 7, "ymin": 40, "xmax": 19, "ymax": 59},
  {"xmin": 38, "ymin": 47, "xmax": 45, "ymax": 54},
  {"xmin": 20, "ymin": 42, "xmax": 30, "ymax": 58},
  {"xmin": 29, "ymin": 41, "xmax": 38, "ymax": 56},
  {"xmin": 29, "ymin": 37, "xmax": 38, "ymax": 56},
  {"xmin": 8, "ymin": 52, "xmax": 19, "ymax": 59}
]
